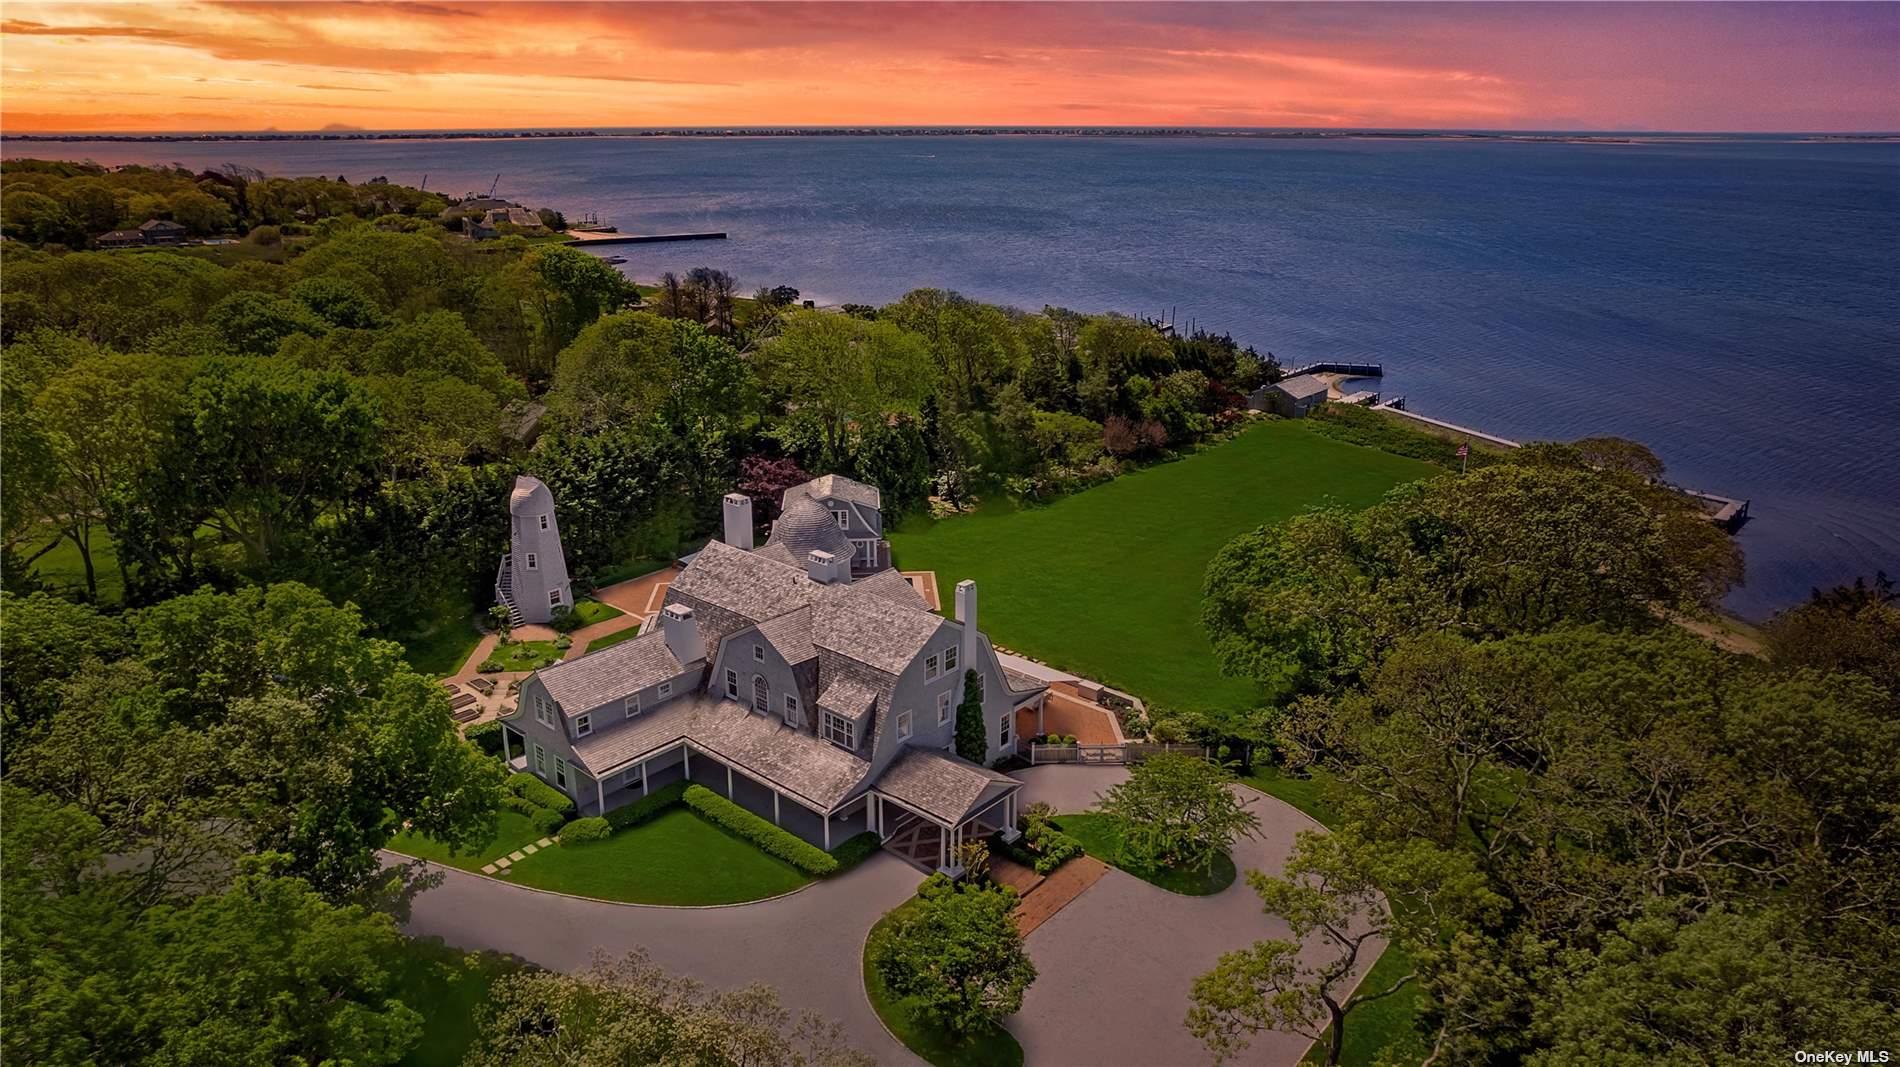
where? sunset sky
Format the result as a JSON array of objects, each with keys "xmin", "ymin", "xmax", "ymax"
[{"xmin": 2, "ymin": 2, "xmax": 1895, "ymax": 134}]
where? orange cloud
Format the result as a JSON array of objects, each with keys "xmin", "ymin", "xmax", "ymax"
[{"xmin": 1, "ymin": 2, "xmax": 1894, "ymax": 133}]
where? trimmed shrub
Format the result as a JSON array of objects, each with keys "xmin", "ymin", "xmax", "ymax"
[
  {"xmin": 1031, "ymin": 832, "xmax": 1084, "ymax": 874},
  {"xmin": 500, "ymin": 794, "xmax": 538, "ymax": 817},
  {"xmin": 828, "ymin": 831, "xmax": 883, "ymax": 874},
  {"xmin": 505, "ymin": 771, "xmax": 576, "ymax": 816},
  {"xmin": 465, "ymin": 720, "xmax": 503, "ymax": 757},
  {"xmin": 530, "ymin": 806, "xmax": 567, "ymax": 836},
  {"xmin": 682, "ymin": 785, "xmax": 838, "ymax": 876},
  {"xmin": 477, "ymin": 657, "xmax": 503, "ymax": 673},
  {"xmin": 553, "ymin": 634, "xmax": 573, "ymax": 651},
  {"xmin": 558, "ymin": 816, "xmax": 611, "ymax": 844},
  {"xmin": 604, "ymin": 780, "xmax": 690, "ymax": 831}
]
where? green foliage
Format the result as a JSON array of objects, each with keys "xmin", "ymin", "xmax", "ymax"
[
  {"xmin": 464, "ymin": 719, "xmax": 504, "ymax": 757},
  {"xmin": 602, "ymin": 779, "xmax": 689, "ymax": 831},
  {"xmin": 1097, "ymin": 753, "xmax": 1259, "ymax": 874},
  {"xmin": 0, "ymin": 591, "xmax": 127, "ymax": 740},
  {"xmin": 1764, "ymin": 571, "xmax": 1900, "ymax": 692},
  {"xmin": 954, "ymin": 668, "xmax": 988, "ymax": 763},
  {"xmin": 871, "ymin": 879, "xmax": 1037, "ymax": 1039},
  {"xmin": 828, "ymin": 831, "xmax": 885, "ymax": 873},
  {"xmin": 505, "ymin": 771, "xmax": 576, "ymax": 816},
  {"xmin": 529, "ymin": 805, "xmax": 568, "ymax": 836},
  {"xmin": 557, "ymin": 816, "xmax": 611, "ymax": 844},
  {"xmin": 205, "ymin": 289, "xmax": 328, "ymax": 356},
  {"xmin": 463, "ymin": 948, "xmax": 871, "ymax": 1067},
  {"xmin": 758, "ymin": 309, "xmax": 936, "ymax": 468},
  {"xmin": 680, "ymin": 784, "xmax": 839, "ymax": 875},
  {"xmin": 1021, "ymin": 820, "xmax": 1083, "ymax": 875}
]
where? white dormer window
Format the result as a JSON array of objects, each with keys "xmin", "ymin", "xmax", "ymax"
[
  {"xmin": 549, "ymin": 589, "xmax": 562, "ymax": 606},
  {"xmin": 658, "ymin": 680, "xmax": 672, "ymax": 698},
  {"xmin": 538, "ymin": 514, "xmax": 549, "ymax": 531},
  {"xmin": 625, "ymin": 694, "xmax": 640, "ymax": 718},
  {"xmin": 925, "ymin": 653, "xmax": 940, "ymax": 680},
  {"xmin": 535, "ymin": 696, "xmax": 554, "ymax": 727},
  {"xmin": 784, "ymin": 693, "xmax": 800, "ymax": 725},
  {"xmin": 937, "ymin": 692, "xmax": 952, "ymax": 725},
  {"xmin": 944, "ymin": 645, "xmax": 958, "ymax": 672},
  {"xmin": 897, "ymin": 709, "xmax": 913, "ymax": 740},
  {"xmin": 753, "ymin": 644, "xmax": 765, "ymax": 662},
  {"xmin": 832, "ymin": 509, "xmax": 849, "ymax": 529},
  {"xmin": 823, "ymin": 712, "xmax": 855, "ymax": 749},
  {"xmin": 525, "ymin": 552, "xmax": 538, "ymax": 570},
  {"xmin": 575, "ymin": 714, "xmax": 591, "ymax": 737}
]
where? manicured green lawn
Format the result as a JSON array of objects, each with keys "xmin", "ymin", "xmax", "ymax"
[
  {"xmin": 504, "ymin": 807, "xmax": 812, "ymax": 905},
  {"xmin": 386, "ymin": 809, "xmax": 546, "ymax": 872},
  {"xmin": 385, "ymin": 936, "xmax": 522, "ymax": 1067},
  {"xmin": 566, "ymin": 598, "xmax": 624, "ymax": 627},
  {"xmin": 400, "ymin": 615, "xmax": 485, "ymax": 678},
  {"xmin": 26, "ymin": 529, "xmax": 125, "ymax": 604},
  {"xmin": 593, "ymin": 554, "xmax": 676, "ymax": 588},
  {"xmin": 1050, "ymin": 813, "xmax": 1236, "ymax": 896},
  {"xmin": 888, "ymin": 420, "xmax": 1435, "ymax": 715},
  {"xmin": 863, "ymin": 897, "xmax": 1024, "ymax": 1067},
  {"xmin": 585, "ymin": 624, "xmax": 645, "ymax": 653},
  {"xmin": 482, "ymin": 639, "xmax": 562, "ymax": 672}
]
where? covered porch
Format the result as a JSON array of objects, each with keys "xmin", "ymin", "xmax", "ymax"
[
  {"xmin": 870, "ymin": 748, "xmax": 1023, "ymax": 876},
  {"xmin": 577, "ymin": 738, "xmax": 872, "ymax": 850}
]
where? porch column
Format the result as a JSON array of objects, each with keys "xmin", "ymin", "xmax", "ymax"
[
  {"xmin": 823, "ymin": 813, "xmax": 832, "ymax": 850},
  {"xmin": 595, "ymin": 775, "xmax": 605, "ymax": 817},
  {"xmin": 772, "ymin": 790, "xmax": 781, "ymax": 825},
  {"xmin": 641, "ymin": 760, "xmax": 649, "ymax": 797},
  {"xmin": 683, "ymin": 747, "xmax": 691, "ymax": 777},
  {"xmin": 938, "ymin": 824, "xmax": 947, "ymax": 869},
  {"xmin": 1038, "ymin": 695, "xmax": 1047, "ymax": 736},
  {"xmin": 500, "ymin": 726, "xmax": 512, "ymax": 764},
  {"xmin": 726, "ymin": 765, "xmax": 734, "ymax": 798}
]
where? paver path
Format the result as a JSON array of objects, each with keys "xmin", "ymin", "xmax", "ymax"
[{"xmin": 1009, "ymin": 766, "xmax": 1380, "ymax": 1067}]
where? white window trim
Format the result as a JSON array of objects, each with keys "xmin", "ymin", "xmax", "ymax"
[
  {"xmin": 753, "ymin": 644, "xmax": 765, "ymax": 662},
  {"xmin": 658, "ymin": 680, "xmax": 672, "ymax": 698},
  {"xmin": 824, "ymin": 712, "xmax": 855, "ymax": 749},
  {"xmin": 924, "ymin": 653, "xmax": 940, "ymax": 680},
  {"xmin": 937, "ymin": 692, "xmax": 952, "ymax": 725},
  {"xmin": 535, "ymin": 696, "xmax": 554, "ymax": 727},
  {"xmin": 834, "ymin": 509, "xmax": 850, "ymax": 529},
  {"xmin": 784, "ymin": 693, "xmax": 800, "ymax": 725},
  {"xmin": 725, "ymin": 668, "xmax": 738, "ymax": 698},
  {"xmin": 998, "ymin": 712, "xmax": 1011, "ymax": 746},
  {"xmin": 897, "ymin": 709, "xmax": 913, "ymax": 740},
  {"xmin": 555, "ymin": 760, "xmax": 568, "ymax": 788},
  {"xmin": 533, "ymin": 743, "xmax": 547, "ymax": 773},
  {"xmin": 575, "ymin": 714, "xmax": 591, "ymax": 737},
  {"xmin": 549, "ymin": 589, "xmax": 562, "ymax": 606},
  {"xmin": 526, "ymin": 552, "xmax": 538, "ymax": 570},
  {"xmin": 625, "ymin": 694, "xmax": 640, "ymax": 718},
  {"xmin": 944, "ymin": 644, "xmax": 959, "ymax": 672},
  {"xmin": 538, "ymin": 514, "xmax": 549, "ymax": 530}
]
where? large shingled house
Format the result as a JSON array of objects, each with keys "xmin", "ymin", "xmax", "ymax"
[{"xmin": 498, "ymin": 473, "xmax": 1049, "ymax": 873}]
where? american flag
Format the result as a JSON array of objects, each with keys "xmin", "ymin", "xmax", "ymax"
[{"xmin": 1456, "ymin": 443, "xmax": 1470, "ymax": 458}]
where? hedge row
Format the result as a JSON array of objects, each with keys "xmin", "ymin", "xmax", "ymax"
[
  {"xmin": 604, "ymin": 780, "xmax": 690, "ymax": 832},
  {"xmin": 828, "ymin": 831, "xmax": 883, "ymax": 874},
  {"xmin": 682, "ymin": 785, "xmax": 839, "ymax": 876},
  {"xmin": 559, "ymin": 816, "xmax": 612, "ymax": 844},
  {"xmin": 465, "ymin": 720, "xmax": 504, "ymax": 758},
  {"xmin": 506, "ymin": 771, "xmax": 575, "ymax": 816}
]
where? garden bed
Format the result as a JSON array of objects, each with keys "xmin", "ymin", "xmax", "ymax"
[
  {"xmin": 1050, "ymin": 813, "xmax": 1235, "ymax": 896},
  {"xmin": 479, "ymin": 639, "xmax": 562, "ymax": 673}
]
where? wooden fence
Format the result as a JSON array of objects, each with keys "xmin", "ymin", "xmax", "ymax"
[{"xmin": 1028, "ymin": 742, "xmax": 1212, "ymax": 766}]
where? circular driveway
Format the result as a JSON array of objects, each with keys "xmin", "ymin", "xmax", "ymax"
[{"xmin": 397, "ymin": 765, "xmax": 1373, "ymax": 1067}]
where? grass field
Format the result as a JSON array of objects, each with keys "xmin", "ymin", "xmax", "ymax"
[
  {"xmin": 400, "ymin": 615, "xmax": 485, "ymax": 678},
  {"xmin": 503, "ymin": 807, "xmax": 813, "ymax": 905},
  {"xmin": 386, "ymin": 936, "xmax": 521, "ymax": 1067},
  {"xmin": 482, "ymin": 639, "xmax": 562, "ymax": 672},
  {"xmin": 1051, "ymin": 813, "xmax": 1236, "ymax": 895},
  {"xmin": 26, "ymin": 530, "xmax": 125, "ymax": 604},
  {"xmin": 566, "ymin": 598, "xmax": 624, "ymax": 627},
  {"xmin": 889, "ymin": 420, "xmax": 1436, "ymax": 715},
  {"xmin": 387, "ymin": 809, "xmax": 546, "ymax": 873},
  {"xmin": 585, "ymin": 625, "xmax": 645, "ymax": 653},
  {"xmin": 863, "ymin": 896, "xmax": 1024, "ymax": 1067}
]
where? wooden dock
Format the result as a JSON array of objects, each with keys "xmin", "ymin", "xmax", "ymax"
[
  {"xmin": 1283, "ymin": 360, "xmax": 1383, "ymax": 378},
  {"xmin": 563, "ymin": 231, "xmax": 726, "ymax": 246}
]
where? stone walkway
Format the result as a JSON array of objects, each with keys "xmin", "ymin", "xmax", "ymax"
[
  {"xmin": 1011, "ymin": 854, "xmax": 1108, "ymax": 936},
  {"xmin": 480, "ymin": 836, "xmax": 556, "ymax": 874}
]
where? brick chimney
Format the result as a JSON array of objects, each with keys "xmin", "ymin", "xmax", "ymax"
[
  {"xmin": 661, "ymin": 603, "xmax": 705, "ymax": 664},
  {"xmin": 722, "ymin": 493, "xmax": 754, "ymax": 551}
]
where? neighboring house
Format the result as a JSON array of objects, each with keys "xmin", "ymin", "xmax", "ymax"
[
  {"xmin": 137, "ymin": 218, "xmax": 187, "ymax": 246},
  {"xmin": 1249, "ymin": 373, "xmax": 1330, "ymax": 417},
  {"xmin": 466, "ymin": 204, "xmax": 547, "ymax": 239},
  {"xmin": 776, "ymin": 474, "xmax": 893, "ymax": 575},
  {"xmin": 499, "ymin": 474, "xmax": 1050, "ymax": 874},
  {"xmin": 496, "ymin": 475, "xmax": 572, "ymax": 626},
  {"xmin": 96, "ymin": 228, "xmax": 146, "ymax": 249}
]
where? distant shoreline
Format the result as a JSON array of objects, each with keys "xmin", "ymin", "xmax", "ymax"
[{"xmin": 7, "ymin": 127, "xmax": 1897, "ymax": 145}]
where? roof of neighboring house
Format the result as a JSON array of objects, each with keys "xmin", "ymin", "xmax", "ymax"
[
  {"xmin": 784, "ymin": 473, "xmax": 881, "ymax": 511},
  {"xmin": 138, "ymin": 218, "xmax": 185, "ymax": 231},
  {"xmin": 535, "ymin": 629, "xmax": 698, "ymax": 714},
  {"xmin": 757, "ymin": 494, "xmax": 855, "ymax": 569},
  {"xmin": 1272, "ymin": 374, "xmax": 1330, "ymax": 400},
  {"xmin": 482, "ymin": 206, "xmax": 546, "ymax": 229},
  {"xmin": 98, "ymin": 229, "xmax": 144, "ymax": 241},
  {"xmin": 876, "ymin": 747, "xmax": 1019, "ymax": 824},
  {"xmin": 568, "ymin": 691, "xmax": 868, "ymax": 810}
]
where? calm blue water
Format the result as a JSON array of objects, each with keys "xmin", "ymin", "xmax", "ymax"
[{"xmin": 10, "ymin": 134, "xmax": 1898, "ymax": 618}]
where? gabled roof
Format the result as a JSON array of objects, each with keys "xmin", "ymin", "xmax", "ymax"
[
  {"xmin": 1273, "ymin": 374, "xmax": 1330, "ymax": 399},
  {"xmin": 671, "ymin": 539, "xmax": 814, "ymax": 623},
  {"xmin": 535, "ymin": 629, "xmax": 698, "ymax": 714},
  {"xmin": 850, "ymin": 568, "xmax": 930, "ymax": 611},
  {"xmin": 876, "ymin": 747, "xmax": 1019, "ymax": 824},
  {"xmin": 784, "ymin": 473, "xmax": 880, "ymax": 511},
  {"xmin": 809, "ymin": 582, "xmax": 945, "ymax": 675},
  {"xmin": 756, "ymin": 606, "xmax": 816, "ymax": 664},
  {"xmin": 1002, "ymin": 666, "xmax": 1049, "ymax": 697},
  {"xmin": 817, "ymin": 677, "xmax": 878, "ymax": 724}
]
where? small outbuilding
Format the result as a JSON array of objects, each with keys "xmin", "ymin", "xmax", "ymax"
[{"xmin": 1248, "ymin": 374, "xmax": 1331, "ymax": 418}]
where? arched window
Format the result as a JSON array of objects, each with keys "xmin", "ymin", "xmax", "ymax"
[{"xmin": 752, "ymin": 674, "xmax": 770, "ymax": 715}]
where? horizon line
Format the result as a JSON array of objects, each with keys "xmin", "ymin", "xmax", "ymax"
[{"xmin": 8, "ymin": 123, "xmax": 1899, "ymax": 138}]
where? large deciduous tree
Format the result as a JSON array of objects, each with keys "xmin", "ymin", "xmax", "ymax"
[
  {"xmin": 1097, "ymin": 753, "xmax": 1260, "ymax": 875},
  {"xmin": 872, "ymin": 878, "xmax": 1037, "ymax": 1039},
  {"xmin": 756, "ymin": 310, "xmax": 935, "ymax": 470}
]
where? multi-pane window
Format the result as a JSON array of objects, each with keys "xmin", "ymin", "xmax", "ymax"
[
  {"xmin": 924, "ymin": 654, "xmax": 940, "ymax": 680},
  {"xmin": 998, "ymin": 713, "xmax": 1011, "ymax": 747},
  {"xmin": 944, "ymin": 645, "xmax": 958, "ymax": 672},
  {"xmin": 575, "ymin": 714, "xmax": 592, "ymax": 737},
  {"xmin": 784, "ymin": 694, "xmax": 800, "ymax": 725},
  {"xmin": 725, "ymin": 669, "xmax": 739, "ymax": 698},
  {"xmin": 824, "ymin": 712, "xmax": 855, "ymax": 748},
  {"xmin": 538, "ymin": 514, "xmax": 549, "ymax": 530},
  {"xmin": 897, "ymin": 710, "xmax": 913, "ymax": 740},
  {"xmin": 657, "ymin": 680, "xmax": 672, "ymax": 698},
  {"xmin": 833, "ymin": 509, "xmax": 850, "ymax": 529},
  {"xmin": 549, "ymin": 589, "xmax": 562, "ymax": 606},
  {"xmin": 971, "ymin": 672, "xmax": 985, "ymax": 704},
  {"xmin": 625, "ymin": 694, "xmax": 640, "ymax": 718},
  {"xmin": 535, "ymin": 696, "xmax": 554, "ymax": 727},
  {"xmin": 937, "ymin": 692, "xmax": 952, "ymax": 724},
  {"xmin": 555, "ymin": 761, "xmax": 568, "ymax": 789},
  {"xmin": 526, "ymin": 552, "xmax": 538, "ymax": 570},
  {"xmin": 533, "ymin": 743, "xmax": 547, "ymax": 773},
  {"xmin": 753, "ymin": 644, "xmax": 765, "ymax": 662}
]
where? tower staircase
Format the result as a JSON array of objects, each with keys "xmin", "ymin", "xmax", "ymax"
[{"xmin": 495, "ymin": 553, "xmax": 525, "ymax": 627}]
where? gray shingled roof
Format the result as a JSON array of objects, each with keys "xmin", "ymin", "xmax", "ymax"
[
  {"xmin": 670, "ymin": 539, "xmax": 814, "ymax": 623},
  {"xmin": 762, "ymin": 494, "xmax": 855, "ymax": 566},
  {"xmin": 849, "ymin": 568, "xmax": 929, "ymax": 611},
  {"xmin": 1273, "ymin": 374, "xmax": 1330, "ymax": 399},
  {"xmin": 876, "ymin": 747, "xmax": 1019, "ymax": 824},
  {"xmin": 1002, "ymin": 666, "xmax": 1049, "ymax": 696},
  {"xmin": 756, "ymin": 607, "xmax": 816, "ymax": 664},
  {"xmin": 785, "ymin": 473, "xmax": 881, "ymax": 510},
  {"xmin": 817, "ymin": 677, "xmax": 878, "ymax": 725},
  {"xmin": 535, "ymin": 629, "xmax": 698, "ymax": 714},
  {"xmin": 569, "ymin": 692, "xmax": 869, "ymax": 810},
  {"xmin": 810, "ymin": 583, "xmax": 945, "ymax": 675}
]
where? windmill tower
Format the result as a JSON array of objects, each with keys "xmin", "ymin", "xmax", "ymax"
[{"xmin": 496, "ymin": 475, "xmax": 572, "ymax": 626}]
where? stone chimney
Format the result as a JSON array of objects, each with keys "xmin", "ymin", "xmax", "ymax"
[
  {"xmin": 722, "ymin": 493, "xmax": 754, "ymax": 551},
  {"xmin": 954, "ymin": 579, "xmax": 980, "ymax": 686},
  {"xmin": 806, "ymin": 549, "xmax": 845, "ymax": 585},
  {"xmin": 661, "ymin": 603, "xmax": 705, "ymax": 664}
]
